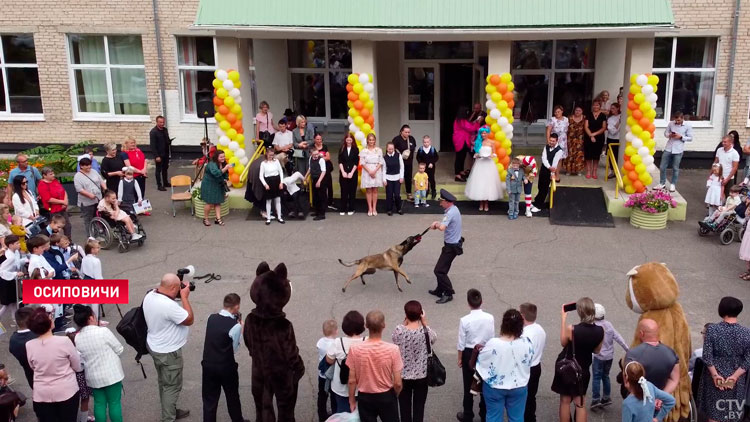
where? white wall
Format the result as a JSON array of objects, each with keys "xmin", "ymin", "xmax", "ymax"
[
  {"xmin": 253, "ymin": 39, "xmax": 290, "ymax": 135},
  {"xmin": 487, "ymin": 41, "xmax": 511, "ymax": 75},
  {"xmin": 594, "ymin": 39, "xmax": 626, "ymax": 100},
  {"xmin": 165, "ymin": 90, "xmax": 214, "ymax": 146},
  {"xmin": 655, "ymin": 96, "xmax": 726, "ymax": 152}
]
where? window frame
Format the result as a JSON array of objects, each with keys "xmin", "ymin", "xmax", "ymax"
[
  {"xmin": 510, "ymin": 39, "xmax": 596, "ymax": 124},
  {"xmin": 287, "ymin": 39, "xmax": 352, "ymax": 124},
  {"xmin": 66, "ymin": 34, "xmax": 150, "ymax": 122},
  {"xmin": 652, "ymin": 37, "xmax": 719, "ymax": 128},
  {"xmin": 176, "ymin": 36, "xmax": 218, "ymax": 123},
  {"xmin": 0, "ymin": 33, "xmax": 44, "ymax": 121},
  {"xmin": 746, "ymin": 95, "xmax": 750, "ymax": 128}
]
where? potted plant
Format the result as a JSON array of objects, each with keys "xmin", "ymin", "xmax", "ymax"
[
  {"xmin": 23, "ymin": 141, "xmax": 94, "ymax": 206},
  {"xmin": 624, "ymin": 190, "xmax": 678, "ymax": 230},
  {"xmin": 191, "ymin": 186, "xmax": 229, "ymax": 219}
]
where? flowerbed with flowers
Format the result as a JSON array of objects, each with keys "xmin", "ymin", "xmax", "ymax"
[
  {"xmin": 623, "ymin": 190, "xmax": 678, "ymax": 213},
  {"xmin": 0, "ymin": 158, "xmax": 45, "ymax": 188}
]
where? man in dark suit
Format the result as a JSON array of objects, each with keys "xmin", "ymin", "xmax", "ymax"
[
  {"xmin": 150, "ymin": 115, "xmax": 171, "ymax": 191},
  {"xmin": 9, "ymin": 307, "xmax": 38, "ymax": 388}
]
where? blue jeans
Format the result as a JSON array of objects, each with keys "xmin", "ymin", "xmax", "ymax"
[
  {"xmin": 659, "ymin": 150, "xmax": 683, "ymax": 186},
  {"xmin": 508, "ymin": 192, "xmax": 521, "ymax": 217},
  {"xmin": 591, "ymin": 358, "xmax": 613, "ymax": 401},
  {"xmin": 483, "ymin": 383, "xmax": 527, "ymax": 422},
  {"xmin": 415, "ymin": 189, "xmax": 427, "ymax": 205},
  {"xmin": 333, "ymin": 392, "xmax": 350, "ymax": 413}
]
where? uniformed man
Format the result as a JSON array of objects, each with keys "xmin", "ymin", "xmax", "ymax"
[{"xmin": 428, "ymin": 189, "xmax": 463, "ymax": 304}]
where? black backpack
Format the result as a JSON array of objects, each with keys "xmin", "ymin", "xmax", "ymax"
[
  {"xmin": 551, "ymin": 328, "xmax": 583, "ymax": 396},
  {"xmin": 338, "ymin": 337, "xmax": 365, "ymax": 385},
  {"xmin": 116, "ymin": 290, "xmax": 151, "ymax": 378}
]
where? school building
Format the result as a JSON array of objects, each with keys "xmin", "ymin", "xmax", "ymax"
[{"xmin": 1, "ymin": 0, "xmax": 748, "ymax": 161}]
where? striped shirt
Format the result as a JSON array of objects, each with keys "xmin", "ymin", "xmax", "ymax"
[
  {"xmin": 520, "ymin": 156, "xmax": 538, "ymax": 178},
  {"xmin": 346, "ymin": 340, "xmax": 403, "ymax": 393}
]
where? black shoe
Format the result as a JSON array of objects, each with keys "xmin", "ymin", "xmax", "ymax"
[
  {"xmin": 600, "ymin": 397, "xmax": 612, "ymax": 407},
  {"xmin": 387, "ymin": 211, "xmax": 393, "ymax": 216},
  {"xmin": 398, "ymin": 209, "xmax": 404, "ymax": 215},
  {"xmin": 157, "ymin": 186, "xmax": 167, "ymax": 191},
  {"xmin": 456, "ymin": 411, "xmax": 473, "ymax": 422},
  {"xmin": 313, "ymin": 215, "xmax": 326, "ymax": 221},
  {"xmin": 164, "ymin": 182, "xmax": 172, "ymax": 187},
  {"xmin": 176, "ymin": 409, "xmax": 190, "ymax": 420},
  {"xmin": 436, "ymin": 294, "xmax": 453, "ymax": 304},
  {"xmin": 431, "ymin": 192, "xmax": 436, "ymax": 200},
  {"xmin": 428, "ymin": 289, "xmax": 441, "ymax": 297}
]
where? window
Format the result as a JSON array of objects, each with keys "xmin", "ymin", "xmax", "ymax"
[
  {"xmin": 511, "ymin": 40, "xmax": 595, "ymax": 124},
  {"xmin": 652, "ymin": 37, "xmax": 717, "ymax": 122},
  {"xmin": 177, "ymin": 37, "xmax": 216, "ymax": 118},
  {"xmin": 68, "ymin": 34, "xmax": 148, "ymax": 118},
  {"xmin": 288, "ymin": 40, "xmax": 351, "ymax": 120},
  {"xmin": 404, "ymin": 42, "xmax": 474, "ymax": 60},
  {"xmin": 0, "ymin": 34, "xmax": 43, "ymax": 117}
]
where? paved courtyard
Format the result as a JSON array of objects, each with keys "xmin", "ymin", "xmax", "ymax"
[{"xmin": 2, "ymin": 165, "xmax": 747, "ymax": 422}]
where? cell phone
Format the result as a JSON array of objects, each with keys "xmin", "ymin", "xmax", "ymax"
[{"xmin": 563, "ymin": 302, "xmax": 577, "ymax": 312}]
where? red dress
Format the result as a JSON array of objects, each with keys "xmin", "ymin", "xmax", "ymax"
[{"xmin": 37, "ymin": 179, "xmax": 66, "ymax": 213}]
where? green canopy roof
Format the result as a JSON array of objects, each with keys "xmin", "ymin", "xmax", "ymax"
[{"xmin": 195, "ymin": 0, "xmax": 674, "ymax": 29}]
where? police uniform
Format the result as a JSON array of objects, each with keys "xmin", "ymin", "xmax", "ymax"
[{"xmin": 430, "ymin": 189, "xmax": 463, "ymax": 304}]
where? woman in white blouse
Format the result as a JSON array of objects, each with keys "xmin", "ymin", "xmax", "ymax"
[
  {"xmin": 259, "ymin": 149, "xmax": 285, "ymax": 225},
  {"xmin": 11, "ymin": 175, "xmax": 38, "ymax": 226}
]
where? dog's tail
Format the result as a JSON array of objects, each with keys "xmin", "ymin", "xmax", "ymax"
[{"xmin": 338, "ymin": 258, "xmax": 360, "ymax": 267}]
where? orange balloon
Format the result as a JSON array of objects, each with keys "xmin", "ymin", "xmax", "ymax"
[
  {"xmin": 348, "ymin": 92, "xmax": 358, "ymax": 102},
  {"xmin": 213, "ymin": 97, "xmax": 223, "ymax": 106},
  {"xmin": 230, "ymin": 173, "xmax": 240, "ymax": 184},
  {"xmin": 218, "ymin": 105, "xmax": 230, "ymax": 115},
  {"xmin": 633, "ymin": 180, "xmax": 645, "ymax": 192},
  {"xmin": 346, "ymin": 83, "xmax": 353, "ymax": 92},
  {"xmin": 237, "ymin": 127, "xmax": 244, "ymax": 134},
  {"xmin": 226, "ymin": 113, "xmax": 237, "ymax": 124},
  {"xmin": 628, "ymin": 171, "xmax": 638, "ymax": 181},
  {"xmin": 632, "ymin": 109, "xmax": 643, "ymax": 120},
  {"xmin": 366, "ymin": 116, "xmax": 374, "ymax": 126},
  {"xmin": 624, "ymin": 161, "xmax": 635, "ymax": 171},
  {"xmin": 354, "ymin": 100, "xmax": 364, "ymax": 110},
  {"xmin": 490, "ymin": 75, "xmax": 501, "ymax": 85},
  {"xmin": 502, "ymin": 156, "xmax": 510, "ymax": 168},
  {"xmin": 503, "ymin": 92, "xmax": 514, "ymax": 102},
  {"xmin": 213, "ymin": 88, "xmax": 217, "ymax": 96},
  {"xmin": 497, "ymin": 83, "xmax": 508, "ymax": 94},
  {"xmin": 507, "ymin": 100, "xmax": 515, "ymax": 109},
  {"xmin": 639, "ymin": 117, "xmax": 650, "ymax": 128},
  {"xmin": 497, "ymin": 148, "xmax": 507, "ymax": 160},
  {"xmin": 488, "ymin": 131, "xmax": 495, "ymax": 140},
  {"xmin": 647, "ymin": 124, "xmax": 655, "ymax": 133},
  {"xmin": 628, "ymin": 93, "xmax": 635, "ymax": 101},
  {"xmin": 628, "ymin": 101, "xmax": 638, "ymax": 110},
  {"xmin": 359, "ymin": 108, "xmax": 370, "ymax": 119},
  {"xmin": 232, "ymin": 120, "xmax": 242, "ymax": 130}
]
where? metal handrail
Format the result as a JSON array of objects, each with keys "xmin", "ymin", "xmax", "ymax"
[
  {"xmin": 605, "ymin": 143, "xmax": 624, "ymax": 199},
  {"xmin": 239, "ymin": 139, "xmax": 265, "ymax": 183},
  {"xmin": 550, "ymin": 178, "xmax": 557, "ymax": 209}
]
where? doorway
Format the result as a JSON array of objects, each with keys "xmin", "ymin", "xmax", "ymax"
[{"xmin": 439, "ymin": 63, "xmax": 474, "ymax": 151}]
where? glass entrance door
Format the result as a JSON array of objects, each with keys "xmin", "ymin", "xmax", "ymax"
[{"xmin": 403, "ymin": 65, "xmax": 440, "ymax": 149}]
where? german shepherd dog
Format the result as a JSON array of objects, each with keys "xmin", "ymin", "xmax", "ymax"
[{"xmin": 339, "ymin": 234, "xmax": 423, "ymax": 292}]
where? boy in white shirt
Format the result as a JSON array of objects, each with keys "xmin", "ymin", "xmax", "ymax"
[
  {"xmin": 520, "ymin": 302, "xmax": 547, "ymax": 422},
  {"xmin": 457, "ymin": 289, "xmax": 494, "ymax": 422},
  {"xmin": 316, "ymin": 319, "xmax": 338, "ymax": 421},
  {"xmin": 0, "ymin": 235, "xmax": 26, "ymax": 322}
]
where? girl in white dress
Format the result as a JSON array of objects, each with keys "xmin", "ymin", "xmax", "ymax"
[
  {"xmin": 360, "ymin": 133, "xmax": 384, "ymax": 216},
  {"xmin": 465, "ymin": 127, "xmax": 505, "ymax": 211},
  {"xmin": 705, "ymin": 163, "xmax": 723, "ymax": 216},
  {"xmin": 546, "ymin": 106, "xmax": 569, "ymax": 180}
]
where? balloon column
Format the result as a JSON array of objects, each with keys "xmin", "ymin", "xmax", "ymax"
[
  {"xmin": 622, "ymin": 73, "xmax": 659, "ymax": 194},
  {"xmin": 484, "ymin": 73, "xmax": 515, "ymax": 182},
  {"xmin": 345, "ymin": 73, "xmax": 375, "ymax": 183},
  {"xmin": 212, "ymin": 69, "xmax": 248, "ymax": 188}
]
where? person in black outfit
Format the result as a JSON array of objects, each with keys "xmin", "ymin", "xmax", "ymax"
[
  {"xmin": 531, "ymin": 133, "xmax": 562, "ymax": 212},
  {"xmin": 307, "ymin": 149, "xmax": 328, "ymax": 221},
  {"xmin": 202, "ymin": 293, "xmax": 249, "ymax": 422},
  {"xmin": 338, "ymin": 134, "xmax": 359, "ymax": 216},
  {"xmin": 415, "ymin": 135, "xmax": 439, "ymax": 200},
  {"xmin": 149, "ymin": 115, "xmax": 171, "ymax": 191},
  {"xmin": 8, "ymin": 307, "xmax": 38, "ymax": 389},
  {"xmin": 392, "ymin": 125, "xmax": 417, "ymax": 201},
  {"xmin": 99, "ymin": 143, "xmax": 126, "ymax": 193},
  {"xmin": 383, "ymin": 142, "xmax": 404, "ymax": 216}
]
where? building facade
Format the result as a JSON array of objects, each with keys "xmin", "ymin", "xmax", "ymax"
[{"xmin": 1, "ymin": 0, "xmax": 747, "ymax": 159}]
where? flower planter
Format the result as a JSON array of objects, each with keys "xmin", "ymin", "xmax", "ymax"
[
  {"xmin": 192, "ymin": 197, "xmax": 230, "ymax": 219},
  {"xmin": 630, "ymin": 208, "xmax": 668, "ymax": 230}
]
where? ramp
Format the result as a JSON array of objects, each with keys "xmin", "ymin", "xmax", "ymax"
[{"xmin": 549, "ymin": 187, "xmax": 615, "ymax": 228}]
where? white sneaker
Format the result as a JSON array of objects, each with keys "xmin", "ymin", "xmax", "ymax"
[
  {"xmin": 131, "ymin": 233, "xmax": 143, "ymax": 240},
  {"xmin": 340, "ymin": 212, "xmax": 345, "ymax": 216},
  {"xmin": 530, "ymin": 206, "xmax": 541, "ymax": 213},
  {"xmin": 424, "ymin": 203, "xmax": 429, "ymax": 207},
  {"xmin": 654, "ymin": 184, "xmax": 665, "ymax": 190},
  {"xmin": 669, "ymin": 184, "xmax": 676, "ymax": 192},
  {"xmin": 414, "ymin": 204, "xmax": 420, "ymax": 208},
  {"xmin": 347, "ymin": 211, "xmax": 354, "ymax": 216},
  {"xmin": 526, "ymin": 209, "xmax": 533, "ymax": 218}
]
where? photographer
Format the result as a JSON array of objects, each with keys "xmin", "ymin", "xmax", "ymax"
[
  {"xmin": 201, "ymin": 293, "xmax": 247, "ymax": 422},
  {"xmin": 143, "ymin": 273, "xmax": 194, "ymax": 421}
]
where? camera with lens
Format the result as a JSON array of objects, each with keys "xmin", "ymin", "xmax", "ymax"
[{"xmin": 176, "ymin": 265, "xmax": 196, "ymax": 297}]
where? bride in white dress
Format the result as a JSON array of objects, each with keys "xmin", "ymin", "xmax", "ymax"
[{"xmin": 465, "ymin": 127, "xmax": 505, "ymax": 211}]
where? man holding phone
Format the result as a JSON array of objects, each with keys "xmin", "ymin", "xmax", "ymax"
[{"xmin": 658, "ymin": 111, "xmax": 692, "ymax": 192}]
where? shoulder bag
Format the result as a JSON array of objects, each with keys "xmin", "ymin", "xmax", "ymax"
[
  {"xmin": 551, "ymin": 326, "xmax": 583, "ymax": 396},
  {"xmin": 337, "ymin": 337, "xmax": 364, "ymax": 385},
  {"xmin": 424, "ymin": 327, "xmax": 446, "ymax": 387}
]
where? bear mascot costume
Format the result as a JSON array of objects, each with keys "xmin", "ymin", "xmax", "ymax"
[
  {"xmin": 243, "ymin": 261, "xmax": 305, "ymax": 422},
  {"xmin": 625, "ymin": 262, "xmax": 691, "ymax": 422}
]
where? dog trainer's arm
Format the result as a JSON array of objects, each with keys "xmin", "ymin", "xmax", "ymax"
[{"xmin": 430, "ymin": 221, "xmax": 446, "ymax": 231}]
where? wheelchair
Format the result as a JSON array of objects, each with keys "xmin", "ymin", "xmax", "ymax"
[
  {"xmin": 698, "ymin": 212, "xmax": 746, "ymax": 245},
  {"xmin": 88, "ymin": 205, "xmax": 146, "ymax": 253}
]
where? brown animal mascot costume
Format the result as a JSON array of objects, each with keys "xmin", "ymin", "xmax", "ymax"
[
  {"xmin": 625, "ymin": 262, "xmax": 691, "ymax": 422},
  {"xmin": 243, "ymin": 261, "xmax": 305, "ymax": 421}
]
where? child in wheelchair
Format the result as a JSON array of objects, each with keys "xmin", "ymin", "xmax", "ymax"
[
  {"xmin": 701, "ymin": 185, "xmax": 742, "ymax": 229},
  {"xmin": 97, "ymin": 190, "xmax": 142, "ymax": 240}
]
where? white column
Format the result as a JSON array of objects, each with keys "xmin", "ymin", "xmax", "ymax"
[
  {"xmin": 352, "ymin": 40, "xmax": 380, "ymax": 141},
  {"xmin": 252, "ymin": 39, "xmax": 290, "ymax": 133},
  {"xmin": 594, "ymin": 38, "xmax": 626, "ymax": 99},
  {"xmin": 487, "ymin": 41, "xmax": 511, "ymax": 76},
  {"xmin": 620, "ymin": 38, "xmax": 655, "ymax": 169}
]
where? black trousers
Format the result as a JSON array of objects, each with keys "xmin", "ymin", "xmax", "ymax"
[
  {"xmin": 606, "ymin": 138, "xmax": 619, "ymax": 169},
  {"xmin": 455, "ymin": 144, "xmax": 471, "ymax": 175},
  {"xmin": 326, "ymin": 170, "xmax": 334, "ymax": 206},
  {"xmin": 358, "ymin": 390, "xmax": 399, "ymax": 422},
  {"xmin": 399, "ymin": 378, "xmax": 428, "ymax": 422},
  {"xmin": 33, "ymin": 391, "xmax": 80, "ymax": 422},
  {"xmin": 80, "ymin": 204, "xmax": 97, "ymax": 238},
  {"xmin": 404, "ymin": 160, "xmax": 414, "ymax": 194},
  {"xmin": 317, "ymin": 376, "xmax": 337, "ymax": 422},
  {"xmin": 202, "ymin": 361, "xmax": 244, "ymax": 422},
  {"xmin": 433, "ymin": 243, "xmax": 459, "ymax": 296},
  {"xmin": 532, "ymin": 167, "xmax": 552, "ymax": 208},
  {"xmin": 284, "ymin": 191, "xmax": 306, "ymax": 217},
  {"xmin": 425, "ymin": 166, "xmax": 436, "ymax": 197},
  {"xmin": 461, "ymin": 348, "xmax": 486, "ymax": 422},
  {"xmin": 135, "ymin": 175, "xmax": 146, "ymax": 196},
  {"xmin": 524, "ymin": 364, "xmax": 542, "ymax": 422},
  {"xmin": 340, "ymin": 175, "xmax": 358, "ymax": 213},
  {"xmin": 155, "ymin": 156, "xmax": 169, "ymax": 187},
  {"xmin": 385, "ymin": 180, "xmax": 402, "ymax": 212},
  {"xmin": 313, "ymin": 182, "xmax": 327, "ymax": 216}
]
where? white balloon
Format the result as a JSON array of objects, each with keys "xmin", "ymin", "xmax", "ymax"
[
  {"xmin": 347, "ymin": 116, "xmax": 354, "ymax": 124},
  {"xmin": 219, "ymin": 136, "xmax": 230, "ymax": 146},
  {"xmin": 638, "ymin": 146, "xmax": 650, "ymax": 157},
  {"xmin": 647, "ymin": 93, "xmax": 658, "ymax": 103},
  {"xmin": 349, "ymin": 123, "xmax": 358, "ymax": 133},
  {"xmin": 229, "ymin": 88, "xmax": 241, "ymax": 98},
  {"xmin": 625, "ymin": 132, "xmax": 635, "ymax": 142},
  {"xmin": 503, "ymin": 125, "xmax": 513, "ymax": 135},
  {"xmin": 235, "ymin": 149, "xmax": 246, "ymax": 159},
  {"xmin": 641, "ymin": 84, "xmax": 654, "ymax": 95},
  {"xmin": 222, "ymin": 79, "xmax": 235, "ymax": 90},
  {"xmin": 359, "ymin": 73, "xmax": 370, "ymax": 84},
  {"xmin": 215, "ymin": 127, "xmax": 225, "ymax": 137},
  {"xmin": 364, "ymin": 82, "xmax": 374, "ymax": 93},
  {"xmin": 647, "ymin": 163, "xmax": 658, "ymax": 173},
  {"xmin": 239, "ymin": 157, "xmax": 249, "ymax": 166},
  {"xmin": 216, "ymin": 70, "xmax": 228, "ymax": 81},
  {"xmin": 631, "ymin": 138, "xmax": 644, "ymax": 149},
  {"xmin": 636, "ymin": 74, "xmax": 648, "ymax": 87},
  {"xmin": 229, "ymin": 141, "xmax": 239, "ymax": 151},
  {"xmin": 490, "ymin": 109, "xmax": 501, "ymax": 120},
  {"xmin": 355, "ymin": 131, "xmax": 365, "ymax": 141},
  {"xmin": 486, "ymin": 100, "xmax": 495, "ymax": 109},
  {"xmin": 642, "ymin": 155, "xmax": 655, "ymax": 165},
  {"xmin": 498, "ymin": 117, "xmax": 509, "ymax": 126},
  {"xmin": 234, "ymin": 96, "xmax": 242, "ymax": 104}
]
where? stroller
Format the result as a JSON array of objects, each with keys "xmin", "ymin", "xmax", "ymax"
[{"xmin": 698, "ymin": 208, "xmax": 747, "ymax": 245}]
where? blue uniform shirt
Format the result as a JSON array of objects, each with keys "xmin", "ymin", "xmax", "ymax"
[{"xmin": 442, "ymin": 204, "xmax": 462, "ymax": 244}]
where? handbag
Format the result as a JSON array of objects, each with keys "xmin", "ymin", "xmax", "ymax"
[
  {"xmin": 551, "ymin": 326, "xmax": 583, "ymax": 396},
  {"xmin": 259, "ymin": 114, "xmax": 275, "ymax": 148},
  {"xmin": 424, "ymin": 327, "xmax": 446, "ymax": 387}
]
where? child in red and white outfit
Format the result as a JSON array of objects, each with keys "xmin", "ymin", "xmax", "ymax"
[{"xmin": 518, "ymin": 155, "xmax": 538, "ymax": 218}]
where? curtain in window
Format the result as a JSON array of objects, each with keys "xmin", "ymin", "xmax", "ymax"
[
  {"xmin": 72, "ymin": 37, "xmax": 108, "ymax": 113},
  {"xmin": 112, "ymin": 68, "xmax": 148, "ymax": 115},
  {"xmin": 181, "ymin": 39, "xmax": 198, "ymax": 113}
]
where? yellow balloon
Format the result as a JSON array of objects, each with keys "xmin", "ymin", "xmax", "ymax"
[
  {"xmin": 625, "ymin": 185, "xmax": 636, "ymax": 194},
  {"xmin": 639, "ymin": 102, "xmax": 651, "ymax": 112},
  {"xmin": 491, "ymin": 92, "xmax": 502, "ymax": 103},
  {"xmin": 485, "ymin": 84, "xmax": 497, "ymax": 94},
  {"xmin": 228, "ymin": 70, "xmax": 240, "ymax": 82},
  {"xmin": 359, "ymin": 91, "xmax": 370, "ymax": 102},
  {"xmin": 501, "ymin": 170, "xmax": 508, "ymax": 180},
  {"xmin": 507, "ymin": 81, "xmax": 515, "ymax": 92},
  {"xmin": 491, "ymin": 124, "xmax": 500, "ymax": 133},
  {"xmin": 631, "ymin": 125, "xmax": 643, "ymax": 136},
  {"xmin": 353, "ymin": 83, "xmax": 364, "ymax": 94},
  {"xmin": 365, "ymin": 100, "xmax": 374, "ymax": 110},
  {"xmin": 216, "ymin": 88, "xmax": 228, "ymax": 99},
  {"xmin": 354, "ymin": 116, "xmax": 364, "ymax": 126},
  {"xmin": 215, "ymin": 112, "xmax": 225, "ymax": 122},
  {"xmin": 219, "ymin": 120, "xmax": 231, "ymax": 131},
  {"xmin": 223, "ymin": 96, "xmax": 235, "ymax": 107},
  {"xmin": 507, "ymin": 116, "xmax": 514, "ymax": 124},
  {"xmin": 630, "ymin": 74, "xmax": 638, "ymax": 84},
  {"xmin": 212, "ymin": 79, "xmax": 222, "ymax": 89},
  {"xmin": 348, "ymin": 108, "xmax": 359, "ymax": 118},
  {"xmin": 231, "ymin": 104, "xmax": 242, "ymax": 114},
  {"xmin": 226, "ymin": 128, "xmax": 237, "ymax": 139},
  {"xmin": 500, "ymin": 73, "xmax": 512, "ymax": 83}
]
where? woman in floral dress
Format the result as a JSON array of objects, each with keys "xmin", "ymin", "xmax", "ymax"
[
  {"xmin": 565, "ymin": 106, "xmax": 586, "ymax": 175},
  {"xmin": 546, "ymin": 106, "xmax": 569, "ymax": 181}
]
